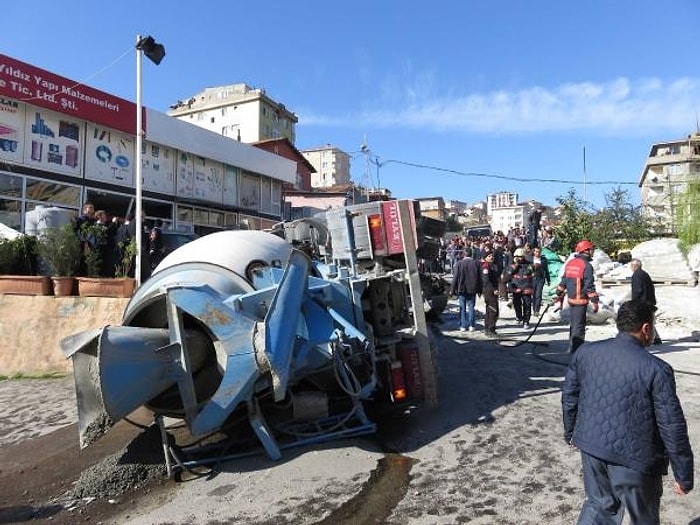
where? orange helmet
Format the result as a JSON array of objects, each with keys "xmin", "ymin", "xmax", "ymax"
[{"xmin": 575, "ymin": 240, "xmax": 594, "ymax": 253}]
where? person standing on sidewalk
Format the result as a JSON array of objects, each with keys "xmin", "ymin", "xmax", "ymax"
[
  {"xmin": 630, "ymin": 258, "xmax": 662, "ymax": 345},
  {"xmin": 449, "ymin": 250, "xmax": 482, "ymax": 332},
  {"xmin": 480, "ymin": 250, "xmax": 500, "ymax": 337},
  {"xmin": 554, "ymin": 240, "xmax": 599, "ymax": 353},
  {"xmin": 562, "ymin": 299, "xmax": 693, "ymax": 524}
]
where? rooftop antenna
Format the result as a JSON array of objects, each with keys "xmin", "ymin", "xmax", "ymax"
[{"xmin": 359, "ymin": 135, "xmax": 373, "ymax": 197}]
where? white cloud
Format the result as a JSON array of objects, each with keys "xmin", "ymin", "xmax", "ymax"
[{"xmin": 299, "ymin": 77, "xmax": 700, "ymax": 136}]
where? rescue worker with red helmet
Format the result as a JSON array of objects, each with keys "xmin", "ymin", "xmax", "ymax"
[{"xmin": 554, "ymin": 239, "xmax": 599, "ymax": 353}]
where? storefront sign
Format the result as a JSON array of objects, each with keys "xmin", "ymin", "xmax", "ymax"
[{"xmin": 0, "ymin": 54, "xmax": 140, "ymax": 135}]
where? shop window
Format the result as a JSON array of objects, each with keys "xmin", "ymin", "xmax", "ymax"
[
  {"xmin": 0, "ymin": 197, "xmax": 20, "ymax": 230},
  {"xmin": 0, "ymin": 173, "xmax": 23, "ymax": 198},
  {"xmin": 193, "ymin": 208, "xmax": 209, "ymax": 225},
  {"xmin": 209, "ymin": 210, "xmax": 224, "ymax": 227},
  {"xmin": 27, "ymin": 178, "xmax": 81, "ymax": 207},
  {"xmin": 177, "ymin": 205, "xmax": 193, "ymax": 223}
]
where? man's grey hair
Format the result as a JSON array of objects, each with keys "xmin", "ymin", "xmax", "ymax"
[{"xmin": 630, "ymin": 258, "xmax": 643, "ymax": 269}]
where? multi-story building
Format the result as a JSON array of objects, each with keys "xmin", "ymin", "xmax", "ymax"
[
  {"xmin": 486, "ymin": 191, "xmax": 518, "ymax": 217},
  {"xmin": 252, "ymin": 138, "xmax": 314, "ymax": 192},
  {"xmin": 486, "ymin": 192, "xmax": 525, "ymax": 234},
  {"xmin": 639, "ymin": 132, "xmax": 700, "ymax": 233},
  {"xmin": 300, "ymin": 145, "xmax": 351, "ymax": 188},
  {"xmin": 444, "ymin": 199, "xmax": 469, "ymax": 219},
  {"xmin": 416, "ymin": 197, "xmax": 446, "ymax": 221},
  {"xmin": 167, "ymin": 84, "xmax": 298, "ymax": 145},
  {"xmin": 0, "ymin": 54, "xmax": 295, "ymax": 236}
]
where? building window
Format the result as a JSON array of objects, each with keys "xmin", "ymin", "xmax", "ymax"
[
  {"xmin": 221, "ymin": 107, "xmax": 227, "ymax": 116},
  {"xmin": 210, "ymin": 117, "xmax": 215, "ymax": 124}
]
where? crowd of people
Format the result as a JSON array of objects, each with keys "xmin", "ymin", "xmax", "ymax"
[
  {"xmin": 72, "ymin": 202, "xmax": 165, "ymax": 278},
  {"xmin": 437, "ymin": 214, "xmax": 558, "ymax": 337},
  {"xmin": 439, "ymin": 212, "xmax": 693, "ymax": 523}
]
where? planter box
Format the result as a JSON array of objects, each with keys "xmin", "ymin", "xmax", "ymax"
[
  {"xmin": 0, "ymin": 275, "xmax": 52, "ymax": 296},
  {"xmin": 77, "ymin": 277, "xmax": 136, "ymax": 298},
  {"xmin": 51, "ymin": 276, "xmax": 77, "ymax": 297}
]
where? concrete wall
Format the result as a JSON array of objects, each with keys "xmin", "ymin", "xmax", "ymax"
[{"xmin": 0, "ymin": 295, "xmax": 130, "ymax": 376}]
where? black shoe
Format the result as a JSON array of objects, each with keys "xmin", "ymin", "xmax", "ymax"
[{"xmin": 485, "ymin": 331, "xmax": 499, "ymax": 339}]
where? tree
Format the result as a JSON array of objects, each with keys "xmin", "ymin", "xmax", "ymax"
[
  {"xmin": 552, "ymin": 187, "xmax": 655, "ymax": 256},
  {"xmin": 677, "ymin": 180, "xmax": 700, "ymax": 254},
  {"xmin": 590, "ymin": 187, "xmax": 654, "ymax": 254},
  {"xmin": 552, "ymin": 189, "xmax": 594, "ymax": 254}
]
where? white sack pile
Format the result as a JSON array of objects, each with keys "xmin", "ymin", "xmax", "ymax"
[
  {"xmin": 0, "ymin": 223, "xmax": 21, "ymax": 241},
  {"xmin": 630, "ymin": 239, "xmax": 695, "ymax": 283}
]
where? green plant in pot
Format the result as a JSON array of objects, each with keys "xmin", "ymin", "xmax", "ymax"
[
  {"xmin": 37, "ymin": 223, "xmax": 81, "ymax": 277},
  {"xmin": 78, "ymin": 222, "xmax": 107, "ymax": 277},
  {"xmin": 37, "ymin": 224, "xmax": 82, "ymax": 296},
  {"xmin": 0, "ymin": 235, "xmax": 40, "ymax": 275},
  {"xmin": 115, "ymin": 237, "xmax": 137, "ymax": 278}
]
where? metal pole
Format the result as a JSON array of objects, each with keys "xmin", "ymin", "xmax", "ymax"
[{"xmin": 135, "ymin": 35, "xmax": 144, "ymax": 287}]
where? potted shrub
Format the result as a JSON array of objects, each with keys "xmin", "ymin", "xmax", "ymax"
[
  {"xmin": 36, "ymin": 223, "xmax": 81, "ymax": 296},
  {"xmin": 76, "ymin": 222, "xmax": 111, "ymax": 297},
  {"xmin": 0, "ymin": 235, "xmax": 50, "ymax": 295},
  {"xmin": 112, "ymin": 236, "xmax": 137, "ymax": 297},
  {"xmin": 78, "ymin": 222, "xmax": 107, "ymax": 278}
]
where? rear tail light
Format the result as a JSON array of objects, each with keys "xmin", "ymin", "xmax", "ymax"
[
  {"xmin": 390, "ymin": 361, "xmax": 407, "ymax": 401},
  {"xmin": 368, "ymin": 214, "xmax": 386, "ymax": 252}
]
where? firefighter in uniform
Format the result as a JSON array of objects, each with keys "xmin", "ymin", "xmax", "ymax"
[
  {"xmin": 481, "ymin": 250, "xmax": 500, "ymax": 337},
  {"xmin": 504, "ymin": 248, "xmax": 535, "ymax": 329},
  {"xmin": 554, "ymin": 239, "xmax": 599, "ymax": 353}
]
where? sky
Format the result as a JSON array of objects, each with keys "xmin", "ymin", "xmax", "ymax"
[{"xmin": 3, "ymin": 0, "xmax": 700, "ymax": 209}]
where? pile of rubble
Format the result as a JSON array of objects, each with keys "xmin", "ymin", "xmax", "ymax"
[{"xmin": 598, "ymin": 239, "xmax": 698, "ymax": 284}]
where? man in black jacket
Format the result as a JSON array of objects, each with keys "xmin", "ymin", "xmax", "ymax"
[
  {"xmin": 562, "ymin": 300, "xmax": 693, "ymax": 524},
  {"xmin": 449, "ymin": 251, "xmax": 482, "ymax": 332},
  {"xmin": 630, "ymin": 258, "xmax": 662, "ymax": 344}
]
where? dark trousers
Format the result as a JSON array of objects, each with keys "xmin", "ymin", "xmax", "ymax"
[
  {"xmin": 578, "ymin": 451, "xmax": 662, "ymax": 525},
  {"xmin": 484, "ymin": 292, "xmax": 499, "ymax": 333},
  {"xmin": 513, "ymin": 292, "xmax": 532, "ymax": 323},
  {"xmin": 569, "ymin": 304, "xmax": 588, "ymax": 353},
  {"xmin": 532, "ymin": 278, "xmax": 546, "ymax": 314}
]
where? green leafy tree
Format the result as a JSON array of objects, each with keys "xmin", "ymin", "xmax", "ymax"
[
  {"xmin": 590, "ymin": 187, "xmax": 654, "ymax": 254},
  {"xmin": 552, "ymin": 189, "xmax": 594, "ymax": 254},
  {"xmin": 677, "ymin": 179, "xmax": 700, "ymax": 254}
]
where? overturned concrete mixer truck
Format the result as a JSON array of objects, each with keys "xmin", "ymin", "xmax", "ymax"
[{"xmin": 61, "ymin": 199, "xmax": 441, "ymax": 475}]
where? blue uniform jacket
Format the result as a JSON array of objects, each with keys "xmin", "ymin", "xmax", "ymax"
[{"xmin": 562, "ymin": 333, "xmax": 694, "ymax": 490}]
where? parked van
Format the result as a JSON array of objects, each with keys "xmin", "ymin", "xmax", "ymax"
[{"xmin": 463, "ymin": 224, "xmax": 493, "ymax": 238}]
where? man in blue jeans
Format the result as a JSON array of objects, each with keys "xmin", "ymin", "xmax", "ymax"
[
  {"xmin": 449, "ymin": 250, "xmax": 482, "ymax": 332},
  {"xmin": 562, "ymin": 300, "xmax": 693, "ymax": 524}
]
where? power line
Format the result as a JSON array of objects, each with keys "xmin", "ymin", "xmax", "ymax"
[
  {"xmin": 378, "ymin": 158, "xmax": 638, "ymax": 186},
  {"xmin": 17, "ymin": 46, "xmax": 133, "ymax": 105}
]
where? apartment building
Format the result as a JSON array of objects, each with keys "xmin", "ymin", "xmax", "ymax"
[
  {"xmin": 639, "ymin": 132, "xmax": 700, "ymax": 233},
  {"xmin": 167, "ymin": 84, "xmax": 298, "ymax": 145},
  {"xmin": 300, "ymin": 145, "xmax": 351, "ymax": 188},
  {"xmin": 485, "ymin": 192, "xmax": 523, "ymax": 233}
]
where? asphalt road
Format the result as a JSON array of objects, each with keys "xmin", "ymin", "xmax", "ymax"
[{"xmin": 1, "ymin": 288, "xmax": 699, "ymax": 525}]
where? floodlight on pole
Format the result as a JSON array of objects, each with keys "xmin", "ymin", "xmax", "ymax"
[{"xmin": 134, "ymin": 34, "xmax": 165, "ymax": 287}]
